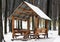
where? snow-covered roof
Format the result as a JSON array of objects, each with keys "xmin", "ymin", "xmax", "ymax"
[
  {"xmin": 24, "ymin": 1, "xmax": 51, "ymax": 20},
  {"xmin": 9, "ymin": 1, "xmax": 51, "ymax": 20}
]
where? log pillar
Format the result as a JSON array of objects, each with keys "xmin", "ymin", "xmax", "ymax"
[
  {"xmin": 34, "ymin": 16, "xmax": 39, "ymax": 38},
  {"xmin": 32, "ymin": 15, "xmax": 34, "ymax": 30},
  {"xmin": 45, "ymin": 20, "xmax": 48, "ymax": 38},
  {"xmin": 27, "ymin": 19, "xmax": 30, "ymax": 30},
  {"xmin": 35, "ymin": 16, "xmax": 39, "ymax": 28},
  {"xmin": 18, "ymin": 20, "xmax": 19, "ymax": 29},
  {"xmin": 12, "ymin": 16, "xmax": 14, "ymax": 38},
  {"xmin": 20, "ymin": 20, "xmax": 22, "ymax": 29}
]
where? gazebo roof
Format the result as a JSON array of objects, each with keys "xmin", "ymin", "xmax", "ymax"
[{"xmin": 9, "ymin": 1, "xmax": 51, "ymax": 20}]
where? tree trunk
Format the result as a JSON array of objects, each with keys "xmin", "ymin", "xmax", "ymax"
[
  {"xmin": 58, "ymin": 5, "xmax": 60, "ymax": 35},
  {"xmin": 53, "ymin": 21, "xmax": 56, "ymax": 30},
  {"xmin": 4, "ymin": 0, "xmax": 8, "ymax": 34},
  {"xmin": 9, "ymin": 20, "xmax": 12, "ymax": 32},
  {"xmin": 47, "ymin": 0, "xmax": 51, "ymax": 30},
  {"xmin": 58, "ymin": 18, "xmax": 60, "ymax": 35},
  {"xmin": 0, "ymin": 0, "xmax": 4, "ymax": 42},
  {"xmin": 47, "ymin": 0, "xmax": 50, "ymax": 16}
]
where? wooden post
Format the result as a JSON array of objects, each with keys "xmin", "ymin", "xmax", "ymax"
[
  {"xmin": 32, "ymin": 15, "xmax": 34, "ymax": 30},
  {"xmin": 34, "ymin": 16, "xmax": 40, "ymax": 38},
  {"xmin": 27, "ymin": 19, "xmax": 30, "ymax": 30},
  {"xmin": 20, "ymin": 20, "xmax": 22, "ymax": 29},
  {"xmin": 45, "ymin": 20, "xmax": 48, "ymax": 38},
  {"xmin": 20, "ymin": 20, "xmax": 22, "ymax": 35},
  {"xmin": 12, "ymin": 16, "xmax": 14, "ymax": 39},
  {"xmin": 45, "ymin": 20, "xmax": 48, "ymax": 29},
  {"xmin": 35, "ymin": 16, "xmax": 39, "ymax": 28},
  {"xmin": 37, "ymin": 16, "xmax": 39, "ymax": 28},
  {"xmin": 18, "ymin": 20, "xmax": 19, "ymax": 29}
]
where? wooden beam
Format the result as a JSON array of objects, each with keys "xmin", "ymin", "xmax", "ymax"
[
  {"xmin": 27, "ymin": 19, "xmax": 30, "ymax": 30},
  {"xmin": 14, "ymin": 17, "xmax": 29, "ymax": 21},
  {"xmin": 20, "ymin": 20, "xmax": 22, "ymax": 29},
  {"xmin": 37, "ymin": 16, "xmax": 39, "ymax": 28},
  {"xmin": 18, "ymin": 20, "xmax": 19, "ymax": 29},
  {"xmin": 13, "ymin": 10, "xmax": 33, "ymax": 16},
  {"xmin": 45, "ymin": 20, "xmax": 48, "ymax": 38},
  {"xmin": 12, "ymin": 16, "xmax": 14, "ymax": 38},
  {"xmin": 23, "ymin": 10, "xmax": 33, "ymax": 13},
  {"xmin": 32, "ymin": 15, "xmax": 35, "ymax": 30},
  {"xmin": 12, "ymin": 2, "xmax": 24, "ymax": 14},
  {"xmin": 35, "ymin": 16, "xmax": 39, "ymax": 28},
  {"xmin": 19, "ymin": 4, "xmax": 32, "ymax": 11},
  {"xmin": 45, "ymin": 20, "xmax": 48, "ymax": 28},
  {"xmin": 20, "ymin": 7, "xmax": 33, "ymax": 12},
  {"xmin": 14, "ymin": 9, "xmax": 33, "ymax": 14}
]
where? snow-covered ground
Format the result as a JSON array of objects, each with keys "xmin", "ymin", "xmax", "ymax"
[
  {"xmin": 2, "ymin": 19, "xmax": 60, "ymax": 42},
  {"xmin": 3, "ymin": 30, "xmax": 60, "ymax": 42}
]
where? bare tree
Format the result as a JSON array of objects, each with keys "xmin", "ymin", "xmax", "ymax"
[{"xmin": 0, "ymin": 0, "xmax": 4, "ymax": 42}]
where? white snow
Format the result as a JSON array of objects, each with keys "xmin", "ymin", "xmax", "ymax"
[
  {"xmin": 53, "ymin": 36, "xmax": 60, "ymax": 42},
  {"xmin": 4, "ymin": 30, "xmax": 60, "ymax": 42},
  {"xmin": 3, "ymin": 18, "xmax": 60, "ymax": 42},
  {"xmin": 24, "ymin": 1, "xmax": 51, "ymax": 20}
]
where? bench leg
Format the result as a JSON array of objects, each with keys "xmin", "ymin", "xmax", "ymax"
[
  {"xmin": 46, "ymin": 34, "xmax": 48, "ymax": 38},
  {"xmin": 44, "ymin": 35, "xmax": 45, "ymax": 38}
]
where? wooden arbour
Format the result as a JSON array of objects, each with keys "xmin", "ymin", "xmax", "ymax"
[{"xmin": 8, "ymin": 1, "xmax": 51, "ymax": 40}]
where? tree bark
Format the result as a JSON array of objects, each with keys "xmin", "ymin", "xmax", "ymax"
[
  {"xmin": 0, "ymin": 0, "xmax": 4, "ymax": 42},
  {"xmin": 53, "ymin": 21, "xmax": 56, "ymax": 30},
  {"xmin": 4, "ymin": 0, "xmax": 7, "ymax": 34},
  {"xmin": 47, "ymin": 0, "xmax": 51, "ymax": 30},
  {"xmin": 58, "ymin": 16, "xmax": 60, "ymax": 35},
  {"xmin": 58, "ymin": 4, "xmax": 60, "ymax": 35},
  {"xmin": 9, "ymin": 20, "xmax": 12, "ymax": 32}
]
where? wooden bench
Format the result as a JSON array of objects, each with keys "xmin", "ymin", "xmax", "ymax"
[
  {"xmin": 34, "ymin": 28, "xmax": 48, "ymax": 38},
  {"xmin": 12, "ymin": 28, "xmax": 30, "ymax": 39}
]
